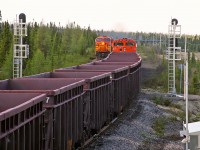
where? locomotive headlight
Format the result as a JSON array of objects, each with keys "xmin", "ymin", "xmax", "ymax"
[{"xmin": 101, "ymin": 42, "xmax": 105, "ymax": 45}]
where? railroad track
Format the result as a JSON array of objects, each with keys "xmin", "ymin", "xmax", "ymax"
[{"xmin": 82, "ymin": 116, "xmax": 119, "ymax": 149}]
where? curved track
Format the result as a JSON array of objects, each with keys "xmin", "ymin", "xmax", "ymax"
[{"xmin": 0, "ymin": 52, "xmax": 142, "ymax": 150}]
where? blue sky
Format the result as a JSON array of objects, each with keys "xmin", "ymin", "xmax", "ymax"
[{"xmin": 1, "ymin": 0, "xmax": 200, "ymax": 35}]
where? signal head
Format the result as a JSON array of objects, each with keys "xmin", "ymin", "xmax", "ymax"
[
  {"xmin": 171, "ymin": 18, "xmax": 178, "ymax": 25},
  {"xmin": 19, "ymin": 13, "xmax": 26, "ymax": 23}
]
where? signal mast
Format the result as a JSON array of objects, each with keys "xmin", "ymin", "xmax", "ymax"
[
  {"xmin": 167, "ymin": 18, "xmax": 181, "ymax": 95},
  {"xmin": 13, "ymin": 13, "xmax": 29, "ymax": 78}
]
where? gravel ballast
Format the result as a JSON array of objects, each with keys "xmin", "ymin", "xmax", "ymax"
[{"xmin": 85, "ymin": 89, "xmax": 184, "ymax": 150}]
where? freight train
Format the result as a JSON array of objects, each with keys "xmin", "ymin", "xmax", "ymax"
[
  {"xmin": 0, "ymin": 51, "xmax": 141, "ymax": 150},
  {"xmin": 95, "ymin": 36, "xmax": 137, "ymax": 58}
]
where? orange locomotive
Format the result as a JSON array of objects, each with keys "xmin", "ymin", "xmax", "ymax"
[
  {"xmin": 112, "ymin": 38, "xmax": 137, "ymax": 52},
  {"xmin": 95, "ymin": 36, "xmax": 113, "ymax": 58}
]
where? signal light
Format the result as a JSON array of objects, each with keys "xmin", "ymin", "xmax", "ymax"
[
  {"xmin": 19, "ymin": 13, "xmax": 26, "ymax": 23},
  {"xmin": 171, "ymin": 18, "xmax": 178, "ymax": 25}
]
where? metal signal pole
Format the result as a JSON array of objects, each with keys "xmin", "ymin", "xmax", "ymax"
[
  {"xmin": 13, "ymin": 13, "xmax": 29, "ymax": 78},
  {"xmin": 184, "ymin": 36, "xmax": 189, "ymax": 150},
  {"xmin": 167, "ymin": 18, "xmax": 181, "ymax": 95}
]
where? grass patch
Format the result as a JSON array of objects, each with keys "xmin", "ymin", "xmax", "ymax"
[
  {"xmin": 152, "ymin": 117, "xmax": 166, "ymax": 137},
  {"xmin": 152, "ymin": 96, "xmax": 186, "ymax": 121},
  {"xmin": 152, "ymin": 96, "xmax": 171, "ymax": 107},
  {"xmin": 167, "ymin": 115, "xmax": 178, "ymax": 122},
  {"xmin": 152, "ymin": 96, "xmax": 182, "ymax": 110},
  {"xmin": 170, "ymin": 103, "xmax": 182, "ymax": 109},
  {"xmin": 191, "ymin": 112, "xmax": 200, "ymax": 122}
]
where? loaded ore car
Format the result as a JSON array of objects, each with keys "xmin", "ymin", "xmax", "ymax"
[{"xmin": 0, "ymin": 48, "xmax": 141, "ymax": 150}]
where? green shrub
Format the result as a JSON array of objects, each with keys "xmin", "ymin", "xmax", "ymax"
[
  {"xmin": 163, "ymin": 99, "xmax": 171, "ymax": 106},
  {"xmin": 152, "ymin": 117, "xmax": 166, "ymax": 136},
  {"xmin": 152, "ymin": 96, "xmax": 171, "ymax": 107}
]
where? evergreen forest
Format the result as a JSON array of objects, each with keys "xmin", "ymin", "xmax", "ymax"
[
  {"xmin": 0, "ymin": 21, "xmax": 97, "ymax": 79},
  {"xmin": 1, "ymin": 21, "xmax": 200, "ymax": 94}
]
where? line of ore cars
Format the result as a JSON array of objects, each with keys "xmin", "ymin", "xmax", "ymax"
[{"xmin": 0, "ymin": 37, "xmax": 141, "ymax": 150}]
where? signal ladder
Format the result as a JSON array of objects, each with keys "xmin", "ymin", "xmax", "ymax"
[
  {"xmin": 13, "ymin": 17, "xmax": 28, "ymax": 78},
  {"xmin": 167, "ymin": 20, "xmax": 181, "ymax": 94}
]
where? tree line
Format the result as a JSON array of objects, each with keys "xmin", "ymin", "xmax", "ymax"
[
  {"xmin": 0, "ymin": 21, "xmax": 97, "ymax": 79},
  {"xmin": 101, "ymin": 30, "xmax": 200, "ymax": 51},
  {"xmin": 1, "ymin": 21, "xmax": 200, "ymax": 93}
]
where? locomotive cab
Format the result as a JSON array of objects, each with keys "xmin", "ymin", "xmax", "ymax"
[
  {"xmin": 95, "ymin": 36, "xmax": 113, "ymax": 59},
  {"xmin": 112, "ymin": 38, "xmax": 137, "ymax": 53}
]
